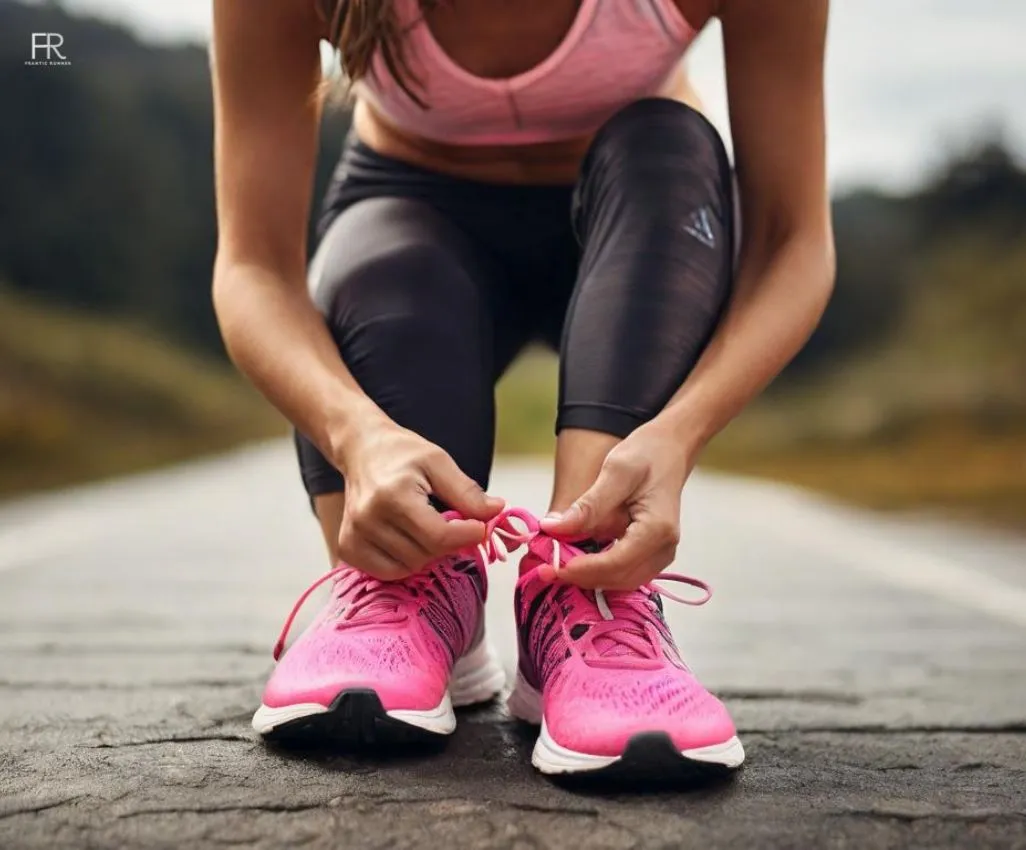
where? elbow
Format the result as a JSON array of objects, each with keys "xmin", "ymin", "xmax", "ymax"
[
  {"xmin": 807, "ymin": 230, "xmax": 836, "ymax": 313},
  {"xmin": 211, "ymin": 253, "xmax": 239, "ymax": 334},
  {"xmin": 743, "ymin": 206, "xmax": 835, "ymax": 296},
  {"xmin": 745, "ymin": 220, "xmax": 836, "ymax": 307},
  {"xmin": 780, "ymin": 222, "xmax": 836, "ymax": 312},
  {"xmin": 211, "ymin": 256, "xmax": 243, "ymax": 365},
  {"xmin": 211, "ymin": 250, "xmax": 307, "ymax": 354},
  {"xmin": 211, "ymin": 252, "xmax": 262, "ymax": 359},
  {"xmin": 817, "ymin": 229, "xmax": 837, "ymax": 311},
  {"xmin": 793, "ymin": 232, "xmax": 835, "ymax": 338},
  {"xmin": 820, "ymin": 227, "xmax": 837, "ymax": 294}
]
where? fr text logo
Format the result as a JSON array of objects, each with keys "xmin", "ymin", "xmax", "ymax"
[{"xmin": 27, "ymin": 33, "xmax": 71, "ymax": 67}]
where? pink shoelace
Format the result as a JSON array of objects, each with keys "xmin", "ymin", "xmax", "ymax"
[
  {"xmin": 531, "ymin": 537, "xmax": 713, "ymax": 667},
  {"xmin": 271, "ymin": 506, "xmax": 538, "ymax": 661}
]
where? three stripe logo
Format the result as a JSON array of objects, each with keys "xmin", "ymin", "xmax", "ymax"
[{"xmin": 683, "ymin": 206, "xmax": 717, "ymax": 248}]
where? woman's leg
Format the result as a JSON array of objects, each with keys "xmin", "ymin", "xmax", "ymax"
[
  {"xmin": 257, "ymin": 198, "xmax": 524, "ymax": 743},
  {"xmin": 550, "ymin": 98, "xmax": 736, "ymax": 512},
  {"xmin": 507, "ymin": 101, "xmax": 745, "ymax": 775},
  {"xmin": 294, "ymin": 196, "xmax": 521, "ymax": 561}
]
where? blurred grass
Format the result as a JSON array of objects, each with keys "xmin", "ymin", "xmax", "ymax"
[
  {"xmin": 496, "ymin": 349, "xmax": 1026, "ymax": 530},
  {"xmin": 709, "ymin": 233, "xmax": 1026, "ymax": 529},
  {"xmin": 0, "ymin": 287, "xmax": 284, "ymax": 498},
  {"xmin": 495, "ymin": 348, "xmax": 559, "ymax": 456},
  {"xmin": 704, "ymin": 409, "xmax": 1026, "ymax": 530}
]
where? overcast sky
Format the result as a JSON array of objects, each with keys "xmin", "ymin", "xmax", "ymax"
[{"xmin": 31, "ymin": 0, "xmax": 1026, "ymax": 191}]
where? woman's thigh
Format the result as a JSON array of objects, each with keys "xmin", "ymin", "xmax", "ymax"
[{"xmin": 295, "ymin": 196, "xmax": 533, "ymax": 496}]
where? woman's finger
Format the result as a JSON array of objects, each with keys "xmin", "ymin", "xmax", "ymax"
[
  {"xmin": 396, "ymin": 495, "xmax": 487, "ymax": 558},
  {"xmin": 544, "ymin": 520, "xmax": 678, "ymax": 589},
  {"xmin": 540, "ymin": 459, "xmax": 641, "ymax": 540},
  {"xmin": 362, "ymin": 547, "xmax": 412, "ymax": 581},
  {"xmin": 372, "ymin": 521, "xmax": 436, "ymax": 572},
  {"xmin": 422, "ymin": 450, "xmax": 505, "ymax": 522},
  {"xmin": 336, "ymin": 534, "xmax": 410, "ymax": 581}
]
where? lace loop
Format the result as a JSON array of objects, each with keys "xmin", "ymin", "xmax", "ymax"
[
  {"xmin": 462, "ymin": 506, "xmax": 540, "ymax": 566},
  {"xmin": 540, "ymin": 538, "xmax": 713, "ymax": 610},
  {"xmin": 536, "ymin": 536, "xmax": 713, "ymax": 666},
  {"xmin": 645, "ymin": 573, "xmax": 712, "ymax": 607}
]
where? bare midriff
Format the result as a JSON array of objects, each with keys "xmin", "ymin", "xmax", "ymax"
[{"xmin": 352, "ymin": 65, "xmax": 705, "ymax": 186}]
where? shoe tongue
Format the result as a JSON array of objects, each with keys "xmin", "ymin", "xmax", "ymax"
[
  {"xmin": 574, "ymin": 590, "xmax": 654, "ymax": 659},
  {"xmin": 568, "ymin": 619, "xmax": 640, "ymax": 659},
  {"xmin": 520, "ymin": 536, "xmax": 654, "ymax": 659}
]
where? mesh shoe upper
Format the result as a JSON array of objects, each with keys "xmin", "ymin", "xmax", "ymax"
[
  {"xmin": 514, "ymin": 533, "xmax": 738, "ymax": 756},
  {"xmin": 262, "ymin": 557, "xmax": 487, "ymax": 712}
]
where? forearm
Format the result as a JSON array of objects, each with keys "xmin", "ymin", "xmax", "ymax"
[
  {"xmin": 658, "ymin": 233, "xmax": 835, "ymax": 452},
  {"xmin": 213, "ymin": 259, "xmax": 386, "ymax": 465}
]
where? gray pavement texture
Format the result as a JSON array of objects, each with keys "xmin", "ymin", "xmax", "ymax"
[{"xmin": 1, "ymin": 442, "xmax": 1025, "ymax": 849}]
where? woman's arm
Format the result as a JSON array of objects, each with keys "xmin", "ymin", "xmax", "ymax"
[
  {"xmin": 211, "ymin": 0, "xmax": 501, "ymax": 574},
  {"xmin": 660, "ymin": 0, "xmax": 834, "ymax": 448},
  {"xmin": 539, "ymin": 0, "xmax": 833, "ymax": 588},
  {"xmin": 211, "ymin": 0, "xmax": 383, "ymax": 460}
]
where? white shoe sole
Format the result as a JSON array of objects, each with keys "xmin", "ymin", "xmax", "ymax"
[
  {"xmin": 507, "ymin": 673, "xmax": 745, "ymax": 776},
  {"xmin": 252, "ymin": 639, "xmax": 505, "ymax": 740}
]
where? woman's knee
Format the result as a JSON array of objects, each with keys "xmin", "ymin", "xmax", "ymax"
[
  {"xmin": 574, "ymin": 98, "xmax": 736, "ymax": 255},
  {"xmin": 308, "ymin": 197, "xmax": 488, "ymax": 336},
  {"xmin": 587, "ymin": 98, "xmax": 729, "ymax": 173}
]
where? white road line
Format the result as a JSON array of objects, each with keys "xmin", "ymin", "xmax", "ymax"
[{"xmin": 745, "ymin": 487, "xmax": 1026, "ymax": 630}]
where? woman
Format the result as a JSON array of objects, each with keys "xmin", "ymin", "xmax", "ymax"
[{"xmin": 211, "ymin": 0, "xmax": 833, "ymax": 776}]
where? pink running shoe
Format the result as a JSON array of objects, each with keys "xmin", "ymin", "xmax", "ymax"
[
  {"xmin": 252, "ymin": 509, "xmax": 534, "ymax": 746},
  {"xmin": 507, "ymin": 533, "xmax": 745, "ymax": 776}
]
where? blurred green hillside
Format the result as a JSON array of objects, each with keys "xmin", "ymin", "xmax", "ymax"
[
  {"xmin": 0, "ymin": 288, "xmax": 283, "ymax": 497},
  {"xmin": 1, "ymin": 1, "xmax": 1023, "ymax": 526}
]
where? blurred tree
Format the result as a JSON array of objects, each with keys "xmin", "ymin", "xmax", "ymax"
[
  {"xmin": 787, "ymin": 189, "xmax": 916, "ymax": 378},
  {"xmin": 785, "ymin": 131, "xmax": 1026, "ymax": 383},
  {"xmin": 0, "ymin": 0, "xmax": 350, "ymax": 354},
  {"xmin": 916, "ymin": 129, "xmax": 1026, "ymax": 240}
]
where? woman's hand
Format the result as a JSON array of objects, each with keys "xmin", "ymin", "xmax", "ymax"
[
  {"xmin": 539, "ymin": 422, "xmax": 694, "ymax": 590},
  {"xmin": 336, "ymin": 419, "xmax": 505, "ymax": 580}
]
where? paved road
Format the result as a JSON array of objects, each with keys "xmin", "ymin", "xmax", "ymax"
[{"xmin": 1, "ymin": 442, "xmax": 1025, "ymax": 849}]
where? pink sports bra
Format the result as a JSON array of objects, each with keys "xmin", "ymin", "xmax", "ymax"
[{"xmin": 354, "ymin": 0, "xmax": 698, "ymax": 146}]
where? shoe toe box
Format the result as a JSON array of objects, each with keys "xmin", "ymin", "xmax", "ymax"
[
  {"xmin": 545, "ymin": 667, "xmax": 737, "ymax": 757},
  {"xmin": 262, "ymin": 628, "xmax": 449, "ymax": 712}
]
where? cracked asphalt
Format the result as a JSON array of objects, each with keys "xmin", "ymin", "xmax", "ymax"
[{"xmin": 1, "ymin": 443, "xmax": 1025, "ymax": 849}]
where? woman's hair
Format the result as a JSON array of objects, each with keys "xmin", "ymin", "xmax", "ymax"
[{"xmin": 319, "ymin": 0, "xmax": 435, "ymax": 107}]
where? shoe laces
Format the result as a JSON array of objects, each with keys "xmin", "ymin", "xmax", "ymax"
[
  {"xmin": 271, "ymin": 506, "xmax": 538, "ymax": 661},
  {"xmin": 538, "ymin": 537, "xmax": 712, "ymax": 668}
]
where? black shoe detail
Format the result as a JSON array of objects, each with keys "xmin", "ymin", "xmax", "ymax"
[
  {"xmin": 550, "ymin": 732, "xmax": 741, "ymax": 791},
  {"xmin": 260, "ymin": 689, "xmax": 447, "ymax": 752}
]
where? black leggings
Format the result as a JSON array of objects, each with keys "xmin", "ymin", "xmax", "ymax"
[{"xmin": 296, "ymin": 98, "xmax": 735, "ymax": 498}]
